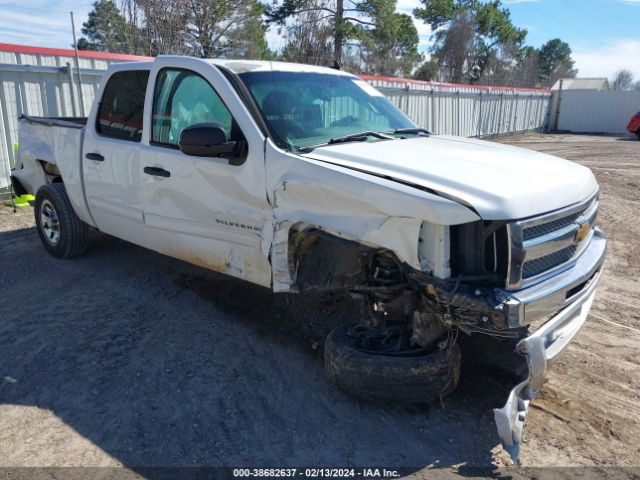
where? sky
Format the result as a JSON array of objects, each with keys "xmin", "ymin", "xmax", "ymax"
[{"xmin": 1, "ymin": 0, "xmax": 639, "ymax": 81}]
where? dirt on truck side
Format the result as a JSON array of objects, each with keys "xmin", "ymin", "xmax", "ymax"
[{"xmin": 0, "ymin": 133, "xmax": 638, "ymax": 474}]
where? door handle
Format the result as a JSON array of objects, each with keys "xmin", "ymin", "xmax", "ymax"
[
  {"xmin": 85, "ymin": 153, "xmax": 104, "ymax": 161},
  {"xmin": 144, "ymin": 166, "xmax": 171, "ymax": 178}
]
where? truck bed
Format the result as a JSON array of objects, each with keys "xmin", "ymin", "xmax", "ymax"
[{"xmin": 13, "ymin": 114, "xmax": 93, "ymax": 226}]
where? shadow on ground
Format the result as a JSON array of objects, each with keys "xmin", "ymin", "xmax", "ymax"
[{"xmin": 0, "ymin": 226, "xmax": 516, "ymax": 475}]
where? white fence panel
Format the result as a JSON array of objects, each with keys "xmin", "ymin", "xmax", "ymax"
[
  {"xmin": 556, "ymin": 90, "xmax": 640, "ymax": 134},
  {"xmin": 367, "ymin": 77, "xmax": 551, "ymax": 139}
]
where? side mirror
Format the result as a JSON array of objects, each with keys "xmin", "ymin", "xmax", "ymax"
[{"xmin": 178, "ymin": 123, "xmax": 236, "ymax": 157}]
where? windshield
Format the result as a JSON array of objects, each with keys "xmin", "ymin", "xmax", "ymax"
[{"xmin": 237, "ymin": 70, "xmax": 417, "ymax": 151}]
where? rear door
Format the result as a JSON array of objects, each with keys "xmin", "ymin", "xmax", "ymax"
[
  {"xmin": 137, "ymin": 58, "xmax": 273, "ymax": 287},
  {"xmin": 83, "ymin": 67, "xmax": 152, "ymax": 246}
]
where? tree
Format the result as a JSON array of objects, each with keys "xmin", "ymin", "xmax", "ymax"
[
  {"xmin": 429, "ymin": 10, "xmax": 476, "ymax": 82},
  {"xmin": 180, "ymin": 0, "xmax": 273, "ymax": 58},
  {"xmin": 267, "ymin": 0, "xmax": 379, "ymax": 65},
  {"xmin": 136, "ymin": 0, "xmax": 190, "ymax": 55},
  {"xmin": 85, "ymin": 0, "xmax": 273, "ymax": 58},
  {"xmin": 537, "ymin": 38, "xmax": 576, "ymax": 86},
  {"xmin": 117, "ymin": 0, "xmax": 153, "ymax": 55},
  {"xmin": 476, "ymin": 42, "xmax": 521, "ymax": 86},
  {"xmin": 413, "ymin": 59, "xmax": 439, "ymax": 81},
  {"xmin": 414, "ymin": 0, "xmax": 527, "ymax": 83},
  {"xmin": 226, "ymin": 1, "xmax": 276, "ymax": 59},
  {"xmin": 610, "ymin": 69, "xmax": 634, "ymax": 91},
  {"xmin": 359, "ymin": 4, "xmax": 422, "ymax": 76},
  {"xmin": 279, "ymin": 8, "xmax": 337, "ymax": 67},
  {"xmin": 77, "ymin": 0, "xmax": 128, "ymax": 52},
  {"xmin": 513, "ymin": 46, "xmax": 540, "ymax": 88}
]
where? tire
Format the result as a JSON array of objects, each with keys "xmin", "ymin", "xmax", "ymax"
[
  {"xmin": 324, "ymin": 325, "xmax": 461, "ymax": 405},
  {"xmin": 34, "ymin": 183, "xmax": 88, "ymax": 259}
]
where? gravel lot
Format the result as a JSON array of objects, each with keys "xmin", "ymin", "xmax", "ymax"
[{"xmin": 0, "ymin": 133, "xmax": 638, "ymax": 475}]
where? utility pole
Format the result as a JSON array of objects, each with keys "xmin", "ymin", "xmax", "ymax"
[
  {"xmin": 70, "ymin": 11, "xmax": 86, "ymax": 116},
  {"xmin": 333, "ymin": 0, "xmax": 344, "ymax": 66},
  {"xmin": 552, "ymin": 79, "xmax": 563, "ymax": 131}
]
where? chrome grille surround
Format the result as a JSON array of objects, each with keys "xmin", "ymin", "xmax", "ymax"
[{"xmin": 506, "ymin": 192, "xmax": 599, "ymax": 289}]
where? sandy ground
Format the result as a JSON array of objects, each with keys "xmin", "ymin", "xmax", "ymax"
[{"xmin": 0, "ymin": 133, "xmax": 638, "ymax": 476}]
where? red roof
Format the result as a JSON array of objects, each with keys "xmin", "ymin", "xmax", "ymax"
[
  {"xmin": 0, "ymin": 42, "xmax": 152, "ymax": 62},
  {"xmin": 359, "ymin": 74, "xmax": 550, "ymax": 93}
]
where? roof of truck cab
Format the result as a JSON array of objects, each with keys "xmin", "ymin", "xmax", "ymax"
[
  {"xmin": 108, "ymin": 57, "xmax": 355, "ymax": 77},
  {"xmin": 207, "ymin": 59, "xmax": 355, "ymax": 76},
  {"xmin": 150, "ymin": 56, "xmax": 354, "ymax": 76}
]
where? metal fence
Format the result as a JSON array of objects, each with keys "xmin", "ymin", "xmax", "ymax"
[
  {"xmin": 363, "ymin": 75, "xmax": 552, "ymax": 138},
  {"xmin": 550, "ymin": 89, "xmax": 640, "ymax": 134},
  {"xmin": 0, "ymin": 43, "xmax": 552, "ymax": 190}
]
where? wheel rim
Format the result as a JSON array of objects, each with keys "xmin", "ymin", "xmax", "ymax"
[
  {"xmin": 40, "ymin": 199, "xmax": 60, "ymax": 246},
  {"xmin": 347, "ymin": 325, "xmax": 432, "ymax": 357}
]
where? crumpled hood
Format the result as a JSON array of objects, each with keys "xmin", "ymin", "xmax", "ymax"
[{"xmin": 301, "ymin": 135, "xmax": 598, "ymax": 220}]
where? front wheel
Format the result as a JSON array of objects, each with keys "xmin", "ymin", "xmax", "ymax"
[
  {"xmin": 324, "ymin": 325, "xmax": 461, "ymax": 405},
  {"xmin": 34, "ymin": 183, "xmax": 88, "ymax": 259}
]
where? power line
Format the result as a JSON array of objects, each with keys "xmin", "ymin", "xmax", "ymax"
[
  {"xmin": 520, "ymin": 1, "xmax": 593, "ymax": 39},
  {"xmin": 564, "ymin": 0, "xmax": 620, "ymax": 35}
]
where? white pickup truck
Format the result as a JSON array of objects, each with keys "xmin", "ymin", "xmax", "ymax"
[{"xmin": 11, "ymin": 56, "xmax": 606, "ymax": 463}]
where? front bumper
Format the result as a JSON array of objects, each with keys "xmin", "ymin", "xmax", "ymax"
[
  {"xmin": 493, "ymin": 244, "xmax": 604, "ymax": 463},
  {"xmin": 497, "ymin": 228, "xmax": 607, "ymax": 328}
]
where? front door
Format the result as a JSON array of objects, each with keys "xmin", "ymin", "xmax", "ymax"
[{"xmin": 138, "ymin": 61, "xmax": 272, "ymax": 287}]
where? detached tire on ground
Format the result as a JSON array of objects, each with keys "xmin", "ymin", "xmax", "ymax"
[
  {"xmin": 35, "ymin": 183, "xmax": 88, "ymax": 259},
  {"xmin": 324, "ymin": 325, "xmax": 461, "ymax": 405}
]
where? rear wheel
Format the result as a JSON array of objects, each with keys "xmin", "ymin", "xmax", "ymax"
[
  {"xmin": 324, "ymin": 324, "xmax": 461, "ymax": 405},
  {"xmin": 35, "ymin": 183, "xmax": 88, "ymax": 259}
]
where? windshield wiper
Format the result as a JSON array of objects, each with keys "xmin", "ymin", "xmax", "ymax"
[
  {"xmin": 390, "ymin": 128, "xmax": 431, "ymax": 136},
  {"xmin": 328, "ymin": 131, "xmax": 394, "ymax": 145},
  {"xmin": 297, "ymin": 131, "xmax": 394, "ymax": 153}
]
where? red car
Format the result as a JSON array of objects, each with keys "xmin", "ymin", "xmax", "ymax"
[{"xmin": 628, "ymin": 111, "xmax": 640, "ymax": 138}]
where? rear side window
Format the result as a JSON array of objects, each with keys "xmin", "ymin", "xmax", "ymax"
[{"xmin": 97, "ymin": 70, "xmax": 149, "ymax": 142}]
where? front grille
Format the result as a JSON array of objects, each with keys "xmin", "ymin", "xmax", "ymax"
[
  {"xmin": 507, "ymin": 194, "xmax": 598, "ymax": 288},
  {"xmin": 522, "ymin": 213, "xmax": 580, "ymax": 241},
  {"xmin": 522, "ymin": 245, "xmax": 577, "ymax": 278}
]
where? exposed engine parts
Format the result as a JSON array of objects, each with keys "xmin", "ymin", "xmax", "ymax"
[{"xmin": 290, "ymin": 228, "xmax": 524, "ymax": 353}]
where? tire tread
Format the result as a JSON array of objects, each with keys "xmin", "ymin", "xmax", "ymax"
[
  {"xmin": 35, "ymin": 183, "xmax": 88, "ymax": 259},
  {"xmin": 324, "ymin": 325, "xmax": 461, "ymax": 405}
]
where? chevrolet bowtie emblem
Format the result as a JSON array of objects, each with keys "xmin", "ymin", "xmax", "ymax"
[{"xmin": 575, "ymin": 222, "xmax": 590, "ymax": 242}]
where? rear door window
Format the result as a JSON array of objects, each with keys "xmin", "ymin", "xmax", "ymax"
[{"xmin": 96, "ymin": 70, "xmax": 149, "ymax": 142}]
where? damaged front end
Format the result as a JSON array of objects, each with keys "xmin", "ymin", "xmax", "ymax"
[
  {"xmin": 408, "ymin": 222, "xmax": 606, "ymax": 464},
  {"xmin": 282, "ymin": 202, "xmax": 605, "ymax": 465}
]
